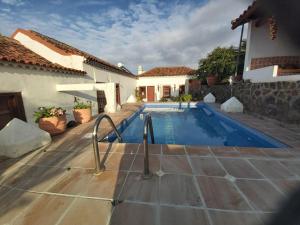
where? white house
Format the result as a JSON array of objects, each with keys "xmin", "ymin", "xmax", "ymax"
[
  {"xmin": 231, "ymin": 0, "xmax": 300, "ymax": 83},
  {"xmin": 0, "ymin": 35, "xmax": 93, "ymax": 128},
  {"xmin": 137, "ymin": 66, "xmax": 195, "ymax": 102},
  {"xmin": 11, "ymin": 29, "xmax": 137, "ymax": 113}
]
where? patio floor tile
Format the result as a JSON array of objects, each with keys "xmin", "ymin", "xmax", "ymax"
[
  {"xmin": 260, "ymin": 149, "xmax": 294, "ymax": 159},
  {"xmin": 249, "ymin": 159, "xmax": 296, "ymax": 179},
  {"xmin": 119, "ymin": 172, "xmax": 159, "ymax": 203},
  {"xmin": 48, "ymin": 169, "xmax": 93, "ymax": 195},
  {"xmin": 138, "ymin": 144, "xmax": 162, "ymax": 155},
  {"xmin": 236, "ymin": 179, "xmax": 284, "ymax": 212},
  {"xmin": 197, "ymin": 176, "xmax": 251, "ymax": 210},
  {"xmin": 190, "ymin": 157, "xmax": 226, "ymax": 177},
  {"xmin": 110, "ymin": 202, "xmax": 157, "ymax": 225},
  {"xmin": 57, "ymin": 198, "xmax": 112, "ymax": 225},
  {"xmin": 130, "ymin": 154, "xmax": 160, "ymax": 173},
  {"xmin": 105, "ymin": 153, "xmax": 135, "ymax": 171},
  {"xmin": 210, "ymin": 147, "xmax": 241, "ymax": 157},
  {"xmin": 185, "ymin": 145, "xmax": 211, "ymax": 156},
  {"xmin": 13, "ymin": 194, "xmax": 75, "ymax": 225},
  {"xmin": 219, "ymin": 158, "xmax": 263, "ymax": 179},
  {"xmin": 162, "ymin": 144, "xmax": 185, "ymax": 155},
  {"xmin": 161, "ymin": 155, "xmax": 192, "ymax": 174},
  {"xmin": 272, "ymin": 179, "xmax": 300, "ymax": 194},
  {"xmin": 160, "ymin": 174, "xmax": 202, "ymax": 206},
  {"xmin": 113, "ymin": 143, "xmax": 140, "ymax": 154},
  {"xmin": 208, "ymin": 210, "xmax": 262, "ymax": 225},
  {"xmin": 160, "ymin": 206, "xmax": 210, "ymax": 225},
  {"xmin": 0, "ymin": 190, "xmax": 40, "ymax": 225},
  {"xmin": 235, "ymin": 147, "xmax": 267, "ymax": 158},
  {"xmin": 279, "ymin": 160, "xmax": 300, "ymax": 176},
  {"xmin": 84, "ymin": 171, "xmax": 127, "ymax": 199}
]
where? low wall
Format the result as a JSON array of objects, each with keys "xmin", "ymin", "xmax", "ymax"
[
  {"xmin": 233, "ymin": 81, "xmax": 300, "ymax": 124},
  {"xmin": 189, "ymin": 80, "xmax": 300, "ymax": 124}
]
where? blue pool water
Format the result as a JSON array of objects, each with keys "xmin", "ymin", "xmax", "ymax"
[{"xmin": 109, "ymin": 103, "xmax": 287, "ymax": 148}]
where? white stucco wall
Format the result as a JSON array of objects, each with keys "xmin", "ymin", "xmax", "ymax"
[
  {"xmin": 83, "ymin": 63, "xmax": 137, "ymax": 105},
  {"xmin": 0, "ymin": 65, "xmax": 97, "ymax": 124},
  {"xmin": 244, "ymin": 21, "xmax": 300, "ymax": 72},
  {"xmin": 244, "ymin": 65, "xmax": 300, "ymax": 83},
  {"xmin": 13, "ymin": 32, "xmax": 85, "ymax": 71},
  {"xmin": 137, "ymin": 75, "xmax": 190, "ymax": 101}
]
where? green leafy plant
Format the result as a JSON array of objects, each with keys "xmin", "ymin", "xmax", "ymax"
[
  {"xmin": 34, "ymin": 107, "xmax": 66, "ymax": 123},
  {"xmin": 159, "ymin": 97, "xmax": 168, "ymax": 102},
  {"xmin": 135, "ymin": 89, "xmax": 143, "ymax": 102},
  {"xmin": 197, "ymin": 43, "xmax": 246, "ymax": 81},
  {"xmin": 73, "ymin": 98, "xmax": 91, "ymax": 109},
  {"xmin": 180, "ymin": 94, "xmax": 192, "ymax": 102}
]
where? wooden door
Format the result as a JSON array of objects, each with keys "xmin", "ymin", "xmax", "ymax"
[
  {"xmin": 179, "ymin": 85, "xmax": 185, "ymax": 95},
  {"xmin": 0, "ymin": 92, "xmax": 26, "ymax": 129},
  {"xmin": 163, "ymin": 86, "xmax": 171, "ymax": 98},
  {"xmin": 116, "ymin": 84, "xmax": 121, "ymax": 105},
  {"xmin": 96, "ymin": 91, "xmax": 106, "ymax": 113},
  {"xmin": 147, "ymin": 86, "xmax": 155, "ymax": 102}
]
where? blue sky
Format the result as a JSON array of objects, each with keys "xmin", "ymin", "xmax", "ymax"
[{"xmin": 0, "ymin": 0, "xmax": 250, "ymax": 73}]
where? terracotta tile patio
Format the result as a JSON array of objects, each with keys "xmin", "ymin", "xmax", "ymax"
[{"xmin": 0, "ymin": 103, "xmax": 300, "ymax": 225}]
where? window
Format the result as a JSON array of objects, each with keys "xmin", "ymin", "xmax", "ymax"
[
  {"xmin": 179, "ymin": 85, "xmax": 185, "ymax": 95},
  {"xmin": 163, "ymin": 86, "xmax": 171, "ymax": 98}
]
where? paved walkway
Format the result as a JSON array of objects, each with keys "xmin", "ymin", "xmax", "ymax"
[{"xmin": 0, "ymin": 103, "xmax": 300, "ymax": 225}]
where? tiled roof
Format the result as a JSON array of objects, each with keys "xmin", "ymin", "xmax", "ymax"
[
  {"xmin": 139, "ymin": 66, "xmax": 196, "ymax": 77},
  {"xmin": 0, "ymin": 35, "xmax": 85, "ymax": 75},
  {"xmin": 12, "ymin": 29, "xmax": 136, "ymax": 78},
  {"xmin": 231, "ymin": 0, "xmax": 262, "ymax": 29}
]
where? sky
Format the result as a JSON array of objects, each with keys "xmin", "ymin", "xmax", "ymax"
[{"xmin": 0, "ymin": 0, "xmax": 251, "ymax": 73}]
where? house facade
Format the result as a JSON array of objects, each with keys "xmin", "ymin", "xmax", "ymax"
[
  {"xmin": 12, "ymin": 29, "xmax": 137, "ymax": 113},
  {"xmin": 231, "ymin": 0, "xmax": 300, "ymax": 83},
  {"xmin": 0, "ymin": 35, "xmax": 92, "ymax": 128},
  {"xmin": 137, "ymin": 67, "xmax": 195, "ymax": 102}
]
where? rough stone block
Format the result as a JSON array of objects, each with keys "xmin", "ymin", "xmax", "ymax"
[
  {"xmin": 0, "ymin": 118, "xmax": 51, "ymax": 158},
  {"xmin": 221, "ymin": 97, "xmax": 244, "ymax": 113},
  {"xmin": 203, "ymin": 93, "xmax": 216, "ymax": 103}
]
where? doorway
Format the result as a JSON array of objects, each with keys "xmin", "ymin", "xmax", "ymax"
[
  {"xmin": 147, "ymin": 86, "xmax": 155, "ymax": 102},
  {"xmin": 116, "ymin": 84, "xmax": 121, "ymax": 105},
  {"xmin": 0, "ymin": 92, "xmax": 26, "ymax": 129},
  {"xmin": 96, "ymin": 91, "xmax": 106, "ymax": 113}
]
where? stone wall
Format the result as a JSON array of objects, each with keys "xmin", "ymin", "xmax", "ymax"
[
  {"xmin": 189, "ymin": 80, "xmax": 300, "ymax": 124},
  {"xmin": 233, "ymin": 81, "xmax": 300, "ymax": 124}
]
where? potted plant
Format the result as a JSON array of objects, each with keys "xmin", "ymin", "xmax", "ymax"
[
  {"xmin": 34, "ymin": 107, "xmax": 67, "ymax": 135},
  {"xmin": 73, "ymin": 98, "xmax": 92, "ymax": 123}
]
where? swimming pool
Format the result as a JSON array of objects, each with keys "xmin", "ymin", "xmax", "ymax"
[{"xmin": 109, "ymin": 103, "xmax": 287, "ymax": 148}]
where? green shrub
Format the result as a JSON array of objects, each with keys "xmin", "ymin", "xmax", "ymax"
[
  {"xmin": 33, "ymin": 107, "xmax": 66, "ymax": 123},
  {"xmin": 180, "ymin": 94, "xmax": 192, "ymax": 102},
  {"xmin": 74, "ymin": 98, "xmax": 91, "ymax": 109},
  {"xmin": 159, "ymin": 97, "xmax": 168, "ymax": 102}
]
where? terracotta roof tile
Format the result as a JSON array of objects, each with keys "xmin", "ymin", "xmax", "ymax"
[
  {"xmin": 139, "ymin": 66, "xmax": 196, "ymax": 77},
  {"xmin": 12, "ymin": 29, "xmax": 136, "ymax": 78},
  {"xmin": 231, "ymin": 0, "xmax": 261, "ymax": 29},
  {"xmin": 0, "ymin": 35, "xmax": 85, "ymax": 75}
]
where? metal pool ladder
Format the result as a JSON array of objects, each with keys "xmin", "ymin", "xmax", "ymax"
[
  {"xmin": 92, "ymin": 113, "xmax": 155, "ymax": 179},
  {"xmin": 143, "ymin": 113, "xmax": 155, "ymax": 179},
  {"xmin": 92, "ymin": 114, "xmax": 123, "ymax": 174}
]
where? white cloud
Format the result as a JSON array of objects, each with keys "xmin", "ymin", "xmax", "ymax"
[
  {"xmin": 1, "ymin": 0, "xmax": 24, "ymax": 6},
  {"xmin": 0, "ymin": 0, "xmax": 249, "ymax": 73}
]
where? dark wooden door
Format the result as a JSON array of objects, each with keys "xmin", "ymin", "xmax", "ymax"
[
  {"xmin": 147, "ymin": 86, "xmax": 155, "ymax": 102},
  {"xmin": 116, "ymin": 84, "xmax": 121, "ymax": 105},
  {"xmin": 179, "ymin": 85, "xmax": 185, "ymax": 95},
  {"xmin": 0, "ymin": 92, "xmax": 26, "ymax": 129},
  {"xmin": 163, "ymin": 86, "xmax": 171, "ymax": 98},
  {"xmin": 96, "ymin": 91, "xmax": 106, "ymax": 113}
]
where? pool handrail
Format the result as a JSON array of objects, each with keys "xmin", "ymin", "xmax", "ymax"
[
  {"xmin": 92, "ymin": 113, "xmax": 123, "ymax": 174},
  {"xmin": 143, "ymin": 113, "xmax": 155, "ymax": 179}
]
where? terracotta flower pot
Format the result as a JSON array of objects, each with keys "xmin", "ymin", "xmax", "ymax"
[
  {"xmin": 73, "ymin": 108, "xmax": 92, "ymax": 124},
  {"xmin": 206, "ymin": 75, "xmax": 217, "ymax": 86},
  {"xmin": 39, "ymin": 115, "xmax": 67, "ymax": 135}
]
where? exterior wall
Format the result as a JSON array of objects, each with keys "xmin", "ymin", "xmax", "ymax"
[
  {"xmin": 137, "ymin": 75, "xmax": 190, "ymax": 101},
  {"xmin": 13, "ymin": 32, "xmax": 85, "ymax": 71},
  {"xmin": 83, "ymin": 63, "xmax": 136, "ymax": 105},
  {"xmin": 0, "ymin": 65, "xmax": 97, "ymax": 124},
  {"xmin": 244, "ymin": 21, "xmax": 300, "ymax": 72},
  {"xmin": 244, "ymin": 66, "xmax": 300, "ymax": 83}
]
